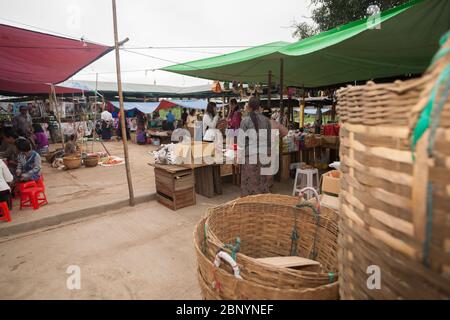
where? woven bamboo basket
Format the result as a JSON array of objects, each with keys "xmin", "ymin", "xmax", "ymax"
[
  {"xmin": 336, "ymin": 33, "xmax": 450, "ymax": 299},
  {"xmin": 63, "ymin": 156, "xmax": 82, "ymax": 170},
  {"xmin": 194, "ymin": 194, "xmax": 340, "ymax": 300},
  {"xmin": 83, "ymin": 155, "xmax": 99, "ymax": 167}
]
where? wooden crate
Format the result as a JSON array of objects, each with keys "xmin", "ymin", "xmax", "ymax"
[
  {"xmin": 152, "ymin": 164, "xmax": 196, "ymax": 210},
  {"xmin": 157, "ymin": 187, "xmax": 196, "ymax": 211},
  {"xmin": 154, "ymin": 166, "xmax": 194, "ymax": 194}
]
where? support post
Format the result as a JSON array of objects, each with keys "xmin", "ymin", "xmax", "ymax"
[
  {"xmin": 267, "ymin": 70, "xmax": 272, "ymax": 110},
  {"xmin": 279, "ymin": 58, "xmax": 284, "ymax": 123},
  {"xmin": 112, "ymin": 0, "xmax": 135, "ymax": 206},
  {"xmin": 50, "ymin": 85, "xmax": 65, "ymax": 149},
  {"xmin": 300, "ymin": 91, "xmax": 306, "ymax": 128}
]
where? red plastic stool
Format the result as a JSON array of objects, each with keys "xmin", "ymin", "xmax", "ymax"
[
  {"xmin": 19, "ymin": 180, "xmax": 48, "ymax": 210},
  {"xmin": 0, "ymin": 201, "xmax": 11, "ymax": 222}
]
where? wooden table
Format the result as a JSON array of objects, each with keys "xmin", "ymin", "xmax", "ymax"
[{"xmin": 180, "ymin": 162, "xmax": 222, "ymax": 198}]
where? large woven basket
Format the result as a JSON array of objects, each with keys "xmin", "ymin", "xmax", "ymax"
[
  {"xmin": 336, "ymin": 32, "xmax": 450, "ymax": 299},
  {"xmin": 194, "ymin": 194, "xmax": 340, "ymax": 300}
]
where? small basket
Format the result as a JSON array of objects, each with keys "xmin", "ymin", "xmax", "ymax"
[
  {"xmin": 83, "ymin": 156, "xmax": 99, "ymax": 168},
  {"xmin": 63, "ymin": 156, "xmax": 82, "ymax": 170}
]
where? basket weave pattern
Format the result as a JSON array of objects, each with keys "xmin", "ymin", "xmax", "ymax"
[
  {"xmin": 336, "ymin": 35, "xmax": 450, "ymax": 299},
  {"xmin": 194, "ymin": 194, "xmax": 340, "ymax": 300}
]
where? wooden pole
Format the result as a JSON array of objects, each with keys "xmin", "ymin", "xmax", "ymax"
[
  {"xmin": 279, "ymin": 58, "xmax": 284, "ymax": 123},
  {"xmin": 92, "ymin": 72, "xmax": 99, "ymax": 153},
  {"xmin": 267, "ymin": 70, "xmax": 272, "ymax": 110},
  {"xmin": 112, "ymin": 0, "xmax": 135, "ymax": 206},
  {"xmin": 51, "ymin": 85, "xmax": 65, "ymax": 149},
  {"xmin": 331, "ymin": 100, "xmax": 336, "ymax": 122},
  {"xmin": 300, "ymin": 90, "xmax": 306, "ymax": 128}
]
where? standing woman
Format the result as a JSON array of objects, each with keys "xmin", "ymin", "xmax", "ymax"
[
  {"xmin": 186, "ymin": 109, "xmax": 197, "ymax": 139},
  {"xmin": 202, "ymin": 102, "xmax": 219, "ymax": 141},
  {"xmin": 239, "ymin": 97, "xmax": 271, "ymax": 197},
  {"xmin": 226, "ymin": 98, "xmax": 242, "ymax": 145}
]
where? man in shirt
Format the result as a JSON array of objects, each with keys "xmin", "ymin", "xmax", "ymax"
[
  {"xmin": 13, "ymin": 105, "xmax": 32, "ymax": 138},
  {"xmin": 166, "ymin": 110, "xmax": 176, "ymax": 131}
]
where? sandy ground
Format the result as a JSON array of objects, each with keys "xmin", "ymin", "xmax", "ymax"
[
  {"xmin": 0, "ymin": 141, "xmax": 158, "ymax": 232},
  {"xmin": 0, "ymin": 182, "xmax": 292, "ymax": 300},
  {"xmin": 0, "ymin": 138, "xmax": 295, "ymax": 299}
]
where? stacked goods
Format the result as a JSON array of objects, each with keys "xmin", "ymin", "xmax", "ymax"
[
  {"xmin": 336, "ymin": 33, "xmax": 450, "ymax": 299},
  {"xmin": 194, "ymin": 194, "xmax": 339, "ymax": 300}
]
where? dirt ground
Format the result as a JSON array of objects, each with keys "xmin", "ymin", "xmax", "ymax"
[
  {"xmin": 0, "ymin": 182, "xmax": 292, "ymax": 300},
  {"xmin": 0, "ymin": 138, "xmax": 294, "ymax": 299},
  {"xmin": 0, "ymin": 141, "xmax": 159, "ymax": 233}
]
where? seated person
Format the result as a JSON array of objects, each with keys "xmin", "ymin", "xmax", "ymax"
[
  {"xmin": 33, "ymin": 124, "xmax": 49, "ymax": 155},
  {"xmin": 64, "ymin": 134, "xmax": 77, "ymax": 155},
  {"xmin": 0, "ymin": 156, "xmax": 14, "ymax": 209},
  {"xmin": 16, "ymin": 138, "xmax": 41, "ymax": 182},
  {"xmin": 0, "ymin": 128, "xmax": 19, "ymax": 173},
  {"xmin": 0, "ymin": 128, "xmax": 7, "ymax": 152}
]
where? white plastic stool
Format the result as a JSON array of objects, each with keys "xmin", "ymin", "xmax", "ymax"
[{"xmin": 292, "ymin": 168, "xmax": 320, "ymax": 199}]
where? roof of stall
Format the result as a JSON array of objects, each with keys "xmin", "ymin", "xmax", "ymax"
[
  {"xmin": 162, "ymin": 0, "xmax": 450, "ymax": 88},
  {"xmin": 59, "ymin": 80, "xmax": 228, "ymax": 98},
  {"xmin": 0, "ymin": 24, "xmax": 113, "ymax": 95},
  {"xmin": 109, "ymin": 101, "xmax": 160, "ymax": 114}
]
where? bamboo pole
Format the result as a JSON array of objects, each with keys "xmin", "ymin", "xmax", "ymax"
[
  {"xmin": 300, "ymin": 90, "xmax": 306, "ymax": 128},
  {"xmin": 51, "ymin": 85, "xmax": 65, "ymax": 149},
  {"xmin": 267, "ymin": 70, "xmax": 272, "ymax": 110},
  {"xmin": 279, "ymin": 58, "xmax": 284, "ymax": 123},
  {"xmin": 92, "ymin": 72, "xmax": 99, "ymax": 153},
  {"xmin": 112, "ymin": 0, "xmax": 135, "ymax": 206}
]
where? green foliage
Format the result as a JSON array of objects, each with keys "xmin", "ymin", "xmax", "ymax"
[{"xmin": 293, "ymin": 0, "xmax": 410, "ymax": 39}]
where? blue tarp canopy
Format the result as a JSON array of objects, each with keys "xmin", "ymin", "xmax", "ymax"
[
  {"xmin": 110, "ymin": 101, "xmax": 160, "ymax": 114},
  {"xmin": 167, "ymin": 99, "xmax": 209, "ymax": 110}
]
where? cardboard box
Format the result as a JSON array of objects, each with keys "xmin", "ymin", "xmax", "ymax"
[{"xmin": 321, "ymin": 170, "xmax": 342, "ymax": 195}]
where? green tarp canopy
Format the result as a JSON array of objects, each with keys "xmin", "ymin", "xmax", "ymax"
[{"xmin": 162, "ymin": 0, "xmax": 450, "ymax": 88}]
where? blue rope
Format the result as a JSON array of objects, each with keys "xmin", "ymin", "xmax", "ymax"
[
  {"xmin": 328, "ymin": 272, "xmax": 335, "ymax": 283},
  {"xmin": 224, "ymin": 237, "xmax": 241, "ymax": 261},
  {"xmin": 420, "ymin": 63, "xmax": 450, "ymax": 268},
  {"xmin": 427, "ymin": 68, "xmax": 450, "ymax": 156}
]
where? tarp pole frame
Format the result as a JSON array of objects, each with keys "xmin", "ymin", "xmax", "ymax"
[
  {"xmin": 50, "ymin": 84, "xmax": 65, "ymax": 150},
  {"xmin": 112, "ymin": 0, "xmax": 135, "ymax": 207},
  {"xmin": 300, "ymin": 90, "xmax": 306, "ymax": 128},
  {"xmin": 267, "ymin": 70, "xmax": 272, "ymax": 110},
  {"xmin": 279, "ymin": 58, "xmax": 284, "ymax": 123}
]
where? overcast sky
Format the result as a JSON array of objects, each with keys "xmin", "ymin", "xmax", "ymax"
[{"xmin": 0, "ymin": 0, "xmax": 312, "ymax": 87}]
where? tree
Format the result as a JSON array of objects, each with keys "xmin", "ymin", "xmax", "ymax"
[{"xmin": 292, "ymin": 0, "xmax": 411, "ymax": 39}]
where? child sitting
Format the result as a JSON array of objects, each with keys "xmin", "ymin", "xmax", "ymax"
[
  {"xmin": 16, "ymin": 138, "xmax": 41, "ymax": 182},
  {"xmin": 64, "ymin": 134, "xmax": 77, "ymax": 155},
  {"xmin": 33, "ymin": 124, "xmax": 49, "ymax": 155}
]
